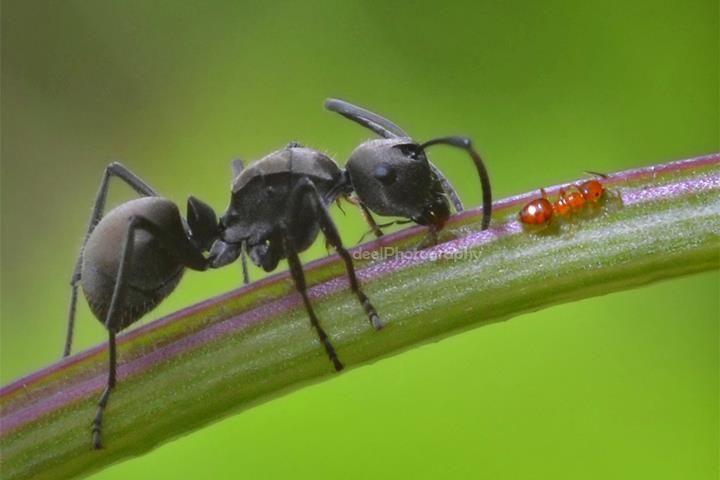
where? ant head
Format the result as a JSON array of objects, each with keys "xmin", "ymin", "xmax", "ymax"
[
  {"xmin": 578, "ymin": 180, "xmax": 604, "ymax": 202},
  {"xmin": 218, "ymin": 178, "xmax": 254, "ymax": 247},
  {"xmin": 186, "ymin": 196, "xmax": 219, "ymax": 251},
  {"xmin": 218, "ymin": 201, "xmax": 243, "ymax": 245},
  {"xmin": 346, "ymin": 138, "xmax": 449, "ymax": 227}
]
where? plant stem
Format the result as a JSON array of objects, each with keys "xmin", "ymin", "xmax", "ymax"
[{"xmin": 1, "ymin": 154, "xmax": 719, "ymax": 480}]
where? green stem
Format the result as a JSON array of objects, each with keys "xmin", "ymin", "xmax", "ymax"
[{"xmin": 1, "ymin": 154, "xmax": 719, "ymax": 480}]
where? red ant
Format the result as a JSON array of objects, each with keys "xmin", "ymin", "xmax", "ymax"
[{"xmin": 519, "ymin": 176, "xmax": 606, "ymax": 226}]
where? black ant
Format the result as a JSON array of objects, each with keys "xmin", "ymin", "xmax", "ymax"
[
  {"xmin": 66, "ymin": 99, "xmax": 493, "ymax": 449},
  {"xmin": 215, "ymin": 98, "xmax": 493, "ymax": 371}
]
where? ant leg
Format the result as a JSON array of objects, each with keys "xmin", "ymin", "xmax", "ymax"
[
  {"xmin": 429, "ymin": 162, "xmax": 464, "ymax": 213},
  {"xmin": 64, "ymin": 289, "xmax": 79, "ymax": 358},
  {"xmin": 290, "ymin": 178, "xmax": 382, "ymax": 330},
  {"xmin": 228, "ymin": 160, "xmax": 250, "ymax": 284},
  {"xmin": 64, "ymin": 162, "xmax": 157, "ymax": 358},
  {"xmin": 357, "ymin": 219, "xmax": 413, "ymax": 244},
  {"xmin": 360, "ymin": 203, "xmax": 384, "ymax": 238},
  {"xmin": 420, "ymin": 136, "xmax": 492, "ymax": 230},
  {"xmin": 240, "ymin": 241, "xmax": 250, "ymax": 285},
  {"xmin": 280, "ymin": 224, "xmax": 344, "ymax": 372},
  {"xmin": 91, "ymin": 211, "xmax": 137, "ymax": 448},
  {"xmin": 378, "ymin": 219, "xmax": 413, "ymax": 229},
  {"xmin": 413, "ymin": 223, "xmax": 441, "ymax": 250},
  {"xmin": 85, "ymin": 163, "xmax": 158, "ymax": 235},
  {"xmin": 344, "ymin": 195, "xmax": 385, "ymax": 239},
  {"xmin": 92, "ymin": 331, "xmax": 116, "ymax": 449},
  {"xmin": 91, "ymin": 213, "xmax": 207, "ymax": 448},
  {"xmin": 428, "ymin": 225, "xmax": 439, "ymax": 246}
]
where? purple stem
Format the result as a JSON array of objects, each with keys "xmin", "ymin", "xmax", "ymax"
[{"xmin": 1, "ymin": 152, "xmax": 718, "ymax": 437}]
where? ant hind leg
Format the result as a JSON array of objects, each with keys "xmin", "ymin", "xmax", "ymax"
[
  {"xmin": 64, "ymin": 163, "xmax": 157, "ymax": 358},
  {"xmin": 90, "ymin": 212, "xmax": 206, "ymax": 448},
  {"xmin": 92, "ymin": 331, "xmax": 116, "ymax": 449}
]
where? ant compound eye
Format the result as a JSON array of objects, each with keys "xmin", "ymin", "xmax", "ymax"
[
  {"xmin": 373, "ymin": 163, "xmax": 397, "ymax": 184},
  {"xmin": 396, "ymin": 144, "xmax": 424, "ymax": 160}
]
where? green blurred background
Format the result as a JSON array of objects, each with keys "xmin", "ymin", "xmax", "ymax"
[{"xmin": 1, "ymin": 1, "xmax": 718, "ymax": 479}]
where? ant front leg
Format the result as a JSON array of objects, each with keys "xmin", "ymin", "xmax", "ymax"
[
  {"xmin": 239, "ymin": 241, "xmax": 250, "ymax": 285},
  {"xmin": 356, "ymin": 218, "xmax": 414, "ymax": 244},
  {"xmin": 359, "ymin": 203, "xmax": 384, "ymax": 239},
  {"xmin": 289, "ymin": 178, "xmax": 382, "ymax": 331},
  {"xmin": 344, "ymin": 195, "xmax": 385, "ymax": 242},
  {"xmin": 413, "ymin": 224, "xmax": 441, "ymax": 251},
  {"xmin": 65, "ymin": 163, "xmax": 157, "ymax": 358},
  {"xmin": 228, "ymin": 159, "xmax": 251, "ymax": 284}
]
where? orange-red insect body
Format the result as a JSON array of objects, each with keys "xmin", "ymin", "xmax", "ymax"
[
  {"xmin": 519, "ymin": 196, "xmax": 554, "ymax": 225},
  {"xmin": 519, "ymin": 180, "xmax": 605, "ymax": 226}
]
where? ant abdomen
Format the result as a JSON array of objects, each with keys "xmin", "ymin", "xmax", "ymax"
[
  {"xmin": 519, "ymin": 197, "xmax": 554, "ymax": 225},
  {"xmin": 80, "ymin": 197, "xmax": 187, "ymax": 331}
]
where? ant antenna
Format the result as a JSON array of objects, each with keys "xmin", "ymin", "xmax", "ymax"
[
  {"xmin": 420, "ymin": 136, "xmax": 492, "ymax": 230},
  {"xmin": 325, "ymin": 98, "xmax": 408, "ymax": 139},
  {"xmin": 584, "ymin": 170, "xmax": 608, "ymax": 179}
]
